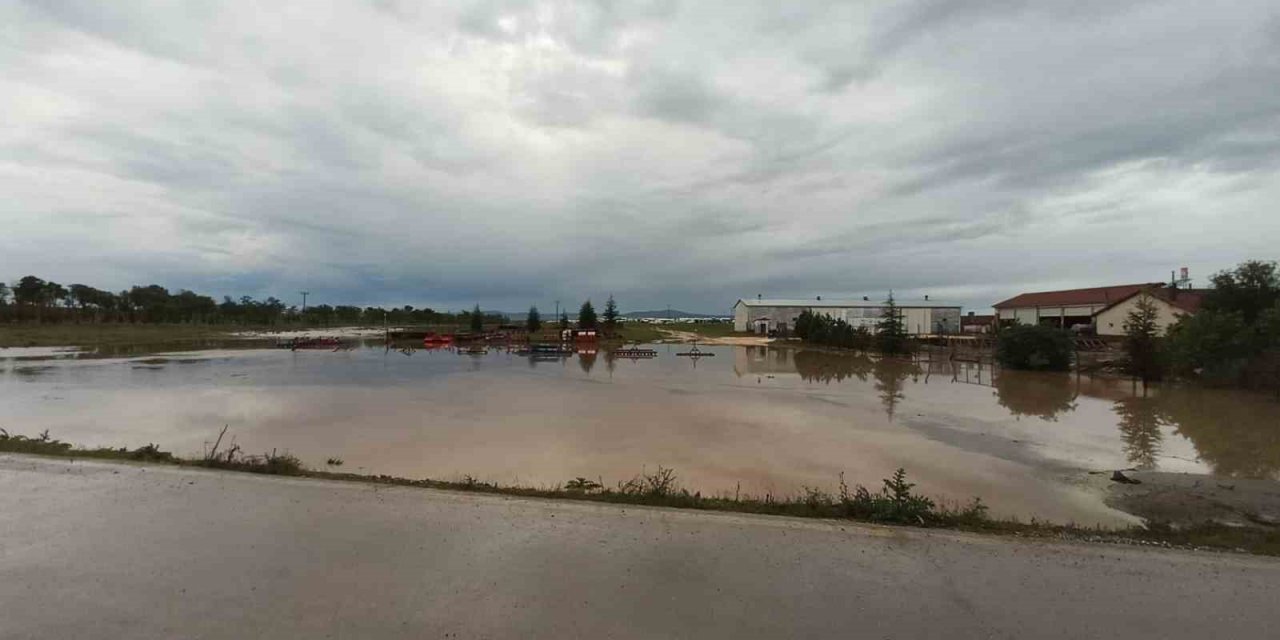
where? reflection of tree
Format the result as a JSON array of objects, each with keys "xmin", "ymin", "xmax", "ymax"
[
  {"xmin": 873, "ymin": 357, "xmax": 920, "ymax": 420},
  {"xmin": 603, "ymin": 350, "xmax": 617, "ymax": 376},
  {"xmin": 1156, "ymin": 390, "xmax": 1280, "ymax": 478},
  {"xmin": 793, "ymin": 350, "xmax": 873, "ymax": 384},
  {"xmin": 578, "ymin": 351, "xmax": 597, "ymax": 374},
  {"xmin": 993, "ymin": 371, "xmax": 1077, "ymax": 420},
  {"xmin": 1112, "ymin": 396, "xmax": 1164, "ymax": 470}
]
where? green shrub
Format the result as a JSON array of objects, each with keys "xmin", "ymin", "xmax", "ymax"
[{"xmin": 995, "ymin": 324, "xmax": 1073, "ymax": 371}]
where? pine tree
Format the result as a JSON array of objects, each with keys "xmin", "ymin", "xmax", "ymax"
[
  {"xmin": 602, "ymin": 295, "xmax": 620, "ymax": 334},
  {"xmin": 1123, "ymin": 294, "xmax": 1163, "ymax": 382},
  {"xmin": 875, "ymin": 292, "xmax": 909, "ymax": 355},
  {"xmin": 470, "ymin": 303, "xmax": 483, "ymax": 332},
  {"xmin": 526, "ymin": 306, "xmax": 541, "ymax": 333},
  {"xmin": 578, "ymin": 300, "xmax": 598, "ymax": 329}
]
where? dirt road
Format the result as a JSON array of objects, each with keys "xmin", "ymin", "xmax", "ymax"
[
  {"xmin": 659, "ymin": 328, "xmax": 773, "ymax": 346},
  {"xmin": 2, "ymin": 455, "xmax": 1277, "ymax": 639}
]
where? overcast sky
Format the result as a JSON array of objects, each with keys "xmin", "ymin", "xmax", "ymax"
[{"xmin": 3, "ymin": 1, "xmax": 1279, "ymax": 314}]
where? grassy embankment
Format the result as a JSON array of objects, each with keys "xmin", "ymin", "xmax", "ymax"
[
  {"xmin": 3, "ymin": 429, "xmax": 1277, "ymax": 556},
  {"xmin": 0, "ymin": 323, "xmax": 252, "ymax": 349}
]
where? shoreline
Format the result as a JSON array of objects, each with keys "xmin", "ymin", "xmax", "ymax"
[{"xmin": 2, "ymin": 434, "xmax": 1277, "ymax": 557}]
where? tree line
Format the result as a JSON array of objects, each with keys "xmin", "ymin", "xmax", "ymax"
[
  {"xmin": 523, "ymin": 296, "xmax": 621, "ymax": 334},
  {"xmin": 0, "ymin": 275, "xmax": 498, "ymax": 327}
]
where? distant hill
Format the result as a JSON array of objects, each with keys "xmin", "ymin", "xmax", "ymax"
[{"xmin": 622, "ymin": 309, "xmax": 723, "ymax": 319}]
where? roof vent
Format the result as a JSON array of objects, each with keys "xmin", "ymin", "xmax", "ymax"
[
  {"xmin": 817, "ymin": 295, "xmax": 822, "ymax": 301},
  {"xmin": 925, "ymin": 294, "xmax": 930, "ymax": 301},
  {"xmin": 862, "ymin": 296, "xmax": 868, "ymax": 301}
]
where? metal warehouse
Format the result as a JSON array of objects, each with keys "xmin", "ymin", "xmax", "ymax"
[{"xmin": 732, "ymin": 298, "xmax": 961, "ymax": 336}]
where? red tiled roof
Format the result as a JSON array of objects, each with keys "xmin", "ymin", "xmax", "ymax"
[
  {"xmin": 993, "ymin": 283, "xmax": 1163, "ymax": 309},
  {"xmin": 1097, "ymin": 287, "xmax": 1208, "ymax": 315}
]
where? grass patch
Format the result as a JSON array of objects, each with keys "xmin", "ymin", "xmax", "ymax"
[
  {"xmin": 0, "ymin": 429, "xmax": 175, "ymax": 462},
  {"xmin": 3, "ymin": 429, "xmax": 1277, "ymax": 556},
  {"xmin": 0, "ymin": 323, "xmax": 247, "ymax": 349}
]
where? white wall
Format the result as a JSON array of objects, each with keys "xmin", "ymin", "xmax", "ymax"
[{"xmin": 1095, "ymin": 295, "xmax": 1190, "ymax": 337}]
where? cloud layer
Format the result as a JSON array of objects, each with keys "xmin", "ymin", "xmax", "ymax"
[{"xmin": 3, "ymin": 0, "xmax": 1279, "ymax": 313}]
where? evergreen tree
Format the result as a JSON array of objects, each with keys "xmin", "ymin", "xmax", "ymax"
[
  {"xmin": 559, "ymin": 310, "xmax": 570, "ymax": 330},
  {"xmin": 875, "ymin": 292, "xmax": 909, "ymax": 355},
  {"xmin": 602, "ymin": 295, "xmax": 620, "ymax": 334},
  {"xmin": 526, "ymin": 306, "xmax": 541, "ymax": 333},
  {"xmin": 578, "ymin": 300, "xmax": 598, "ymax": 329},
  {"xmin": 470, "ymin": 304, "xmax": 483, "ymax": 332},
  {"xmin": 1123, "ymin": 294, "xmax": 1164, "ymax": 382}
]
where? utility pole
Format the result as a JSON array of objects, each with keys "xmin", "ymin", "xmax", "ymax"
[{"xmin": 300, "ymin": 291, "xmax": 309, "ymax": 314}]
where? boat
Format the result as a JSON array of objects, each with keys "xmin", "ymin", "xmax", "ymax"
[{"xmin": 422, "ymin": 333, "xmax": 454, "ymax": 347}]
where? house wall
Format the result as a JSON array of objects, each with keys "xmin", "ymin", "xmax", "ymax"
[
  {"xmin": 733, "ymin": 303, "xmax": 750, "ymax": 331},
  {"xmin": 734, "ymin": 304, "xmax": 961, "ymax": 335},
  {"xmin": 1094, "ymin": 295, "xmax": 1190, "ymax": 337}
]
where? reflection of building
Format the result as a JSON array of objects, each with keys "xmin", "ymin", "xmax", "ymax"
[
  {"xmin": 733, "ymin": 346, "xmax": 796, "ymax": 376},
  {"xmin": 733, "ymin": 298, "xmax": 961, "ymax": 335},
  {"xmin": 1093, "ymin": 287, "xmax": 1205, "ymax": 337}
]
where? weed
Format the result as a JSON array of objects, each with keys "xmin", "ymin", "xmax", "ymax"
[{"xmin": 326, "ymin": 457, "xmax": 344, "ymax": 466}]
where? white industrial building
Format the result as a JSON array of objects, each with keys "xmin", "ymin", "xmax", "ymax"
[{"xmin": 732, "ymin": 298, "xmax": 962, "ymax": 336}]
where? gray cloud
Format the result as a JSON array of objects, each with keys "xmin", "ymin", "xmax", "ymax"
[{"xmin": 2, "ymin": 0, "xmax": 1279, "ymax": 314}]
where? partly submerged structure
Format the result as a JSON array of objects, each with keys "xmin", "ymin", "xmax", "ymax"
[{"xmin": 732, "ymin": 298, "xmax": 962, "ymax": 336}]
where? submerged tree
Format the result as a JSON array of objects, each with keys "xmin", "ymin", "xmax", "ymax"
[
  {"xmin": 995, "ymin": 324, "xmax": 1073, "ymax": 371},
  {"xmin": 470, "ymin": 304, "xmax": 483, "ymax": 332},
  {"xmin": 578, "ymin": 300, "xmax": 598, "ymax": 329},
  {"xmin": 602, "ymin": 295, "xmax": 620, "ymax": 335},
  {"xmin": 1123, "ymin": 294, "xmax": 1165, "ymax": 382},
  {"xmin": 526, "ymin": 306, "xmax": 541, "ymax": 333}
]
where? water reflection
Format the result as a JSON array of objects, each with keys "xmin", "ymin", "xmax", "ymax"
[
  {"xmin": 994, "ymin": 372, "xmax": 1078, "ymax": 421},
  {"xmin": 873, "ymin": 358, "xmax": 919, "ymax": 421},
  {"xmin": 578, "ymin": 350, "xmax": 597, "ymax": 374},
  {"xmin": 1112, "ymin": 394, "xmax": 1165, "ymax": 469},
  {"xmin": 1155, "ymin": 390, "xmax": 1280, "ymax": 478},
  {"xmin": 792, "ymin": 350, "xmax": 872, "ymax": 383},
  {"xmin": 742, "ymin": 347, "xmax": 1280, "ymax": 479}
]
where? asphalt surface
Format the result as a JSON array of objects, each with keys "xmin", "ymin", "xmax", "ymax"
[{"xmin": 2, "ymin": 455, "xmax": 1277, "ymax": 639}]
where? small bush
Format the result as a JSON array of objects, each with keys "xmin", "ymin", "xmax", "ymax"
[
  {"xmin": 838, "ymin": 468, "xmax": 939, "ymax": 524},
  {"xmin": 565, "ymin": 477, "xmax": 603, "ymax": 493},
  {"xmin": 996, "ymin": 324, "xmax": 1073, "ymax": 371}
]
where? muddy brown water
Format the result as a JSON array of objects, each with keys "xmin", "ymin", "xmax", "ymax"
[{"xmin": 3, "ymin": 342, "xmax": 1278, "ymax": 526}]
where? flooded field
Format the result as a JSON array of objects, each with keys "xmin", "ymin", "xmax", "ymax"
[{"xmin": 3, "ymin": 341, "xmax": 1279, "ymax": 526}]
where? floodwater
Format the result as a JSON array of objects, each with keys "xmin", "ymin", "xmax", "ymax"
[{"xmin": 3, "ymin": 341, "xmax": 1279, "ymax": 526}]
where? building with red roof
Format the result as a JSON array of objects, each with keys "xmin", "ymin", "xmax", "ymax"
[{"xmin": 993, "ymin": 283, "xmax": 1162, "ymax": 329}]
